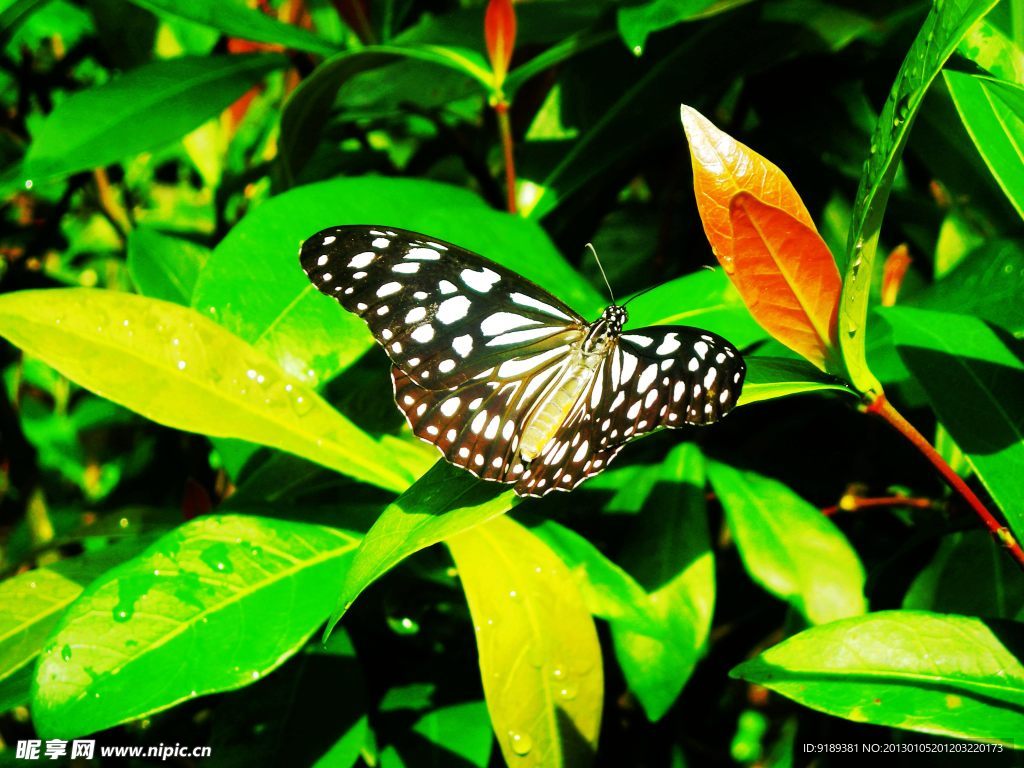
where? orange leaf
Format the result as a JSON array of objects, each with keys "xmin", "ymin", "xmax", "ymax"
[
  {"xmin": 881, "ymin": 244, "xmax": 912, "ymax": 307},
  {"xmin": 681, "ymin": 105, "xmax": 842, "ymax": 372},
  {"xmin": 681, "ymin": 105, "xmax": 815, "ymax": 267},
  {"xmin": 485, "ymin": 0, "xmax": 517, "ymax": 88},
  {"xmin": 728, "ymin": 194, "xmax": 841, "ymax": 370}
]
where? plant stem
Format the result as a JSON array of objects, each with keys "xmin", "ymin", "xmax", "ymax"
[
  {"xmin": 821, "ymin": 494, "xmax": 935, "ymax": 517},
  {"xmin": 494, "ymin": 99, "xmax": 517, "ymax": 214},
  {"xmin": 866, "ymin": 392, "xmax": 1024, "ymax": 569}
]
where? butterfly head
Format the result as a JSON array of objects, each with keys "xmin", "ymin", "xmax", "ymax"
[{"xmin": 601, "ymin": 304, "xmax": 628, "ymax": 333}]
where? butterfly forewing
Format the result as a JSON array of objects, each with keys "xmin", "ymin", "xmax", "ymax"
[{"xmin": 300, "ymin": 226, "xmax": 587, "ymax": 389}]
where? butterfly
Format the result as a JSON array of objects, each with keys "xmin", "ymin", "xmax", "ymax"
[{"xmin": 300, "ymin": 226, "xmax": 745, "ymax": 497}]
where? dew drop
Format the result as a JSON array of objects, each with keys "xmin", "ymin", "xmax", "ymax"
[
  {"xmin": 507, "ymin": 730, "xmax": 533, "ymax": 757},
  {"xmin": 557, "ymin": 683, "xmax": 578, "ymax": 701},
  {"xmin": 61, "ymin": 644, "xmax": 72, "ymax": 661}
]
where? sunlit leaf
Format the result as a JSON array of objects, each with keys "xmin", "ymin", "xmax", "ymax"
[
  {"xmin": 447, "ymin": 514, "xmax": 602, "ymax": 768},
  {"xmin": 958, "ymin": 17, "xmax": 1024, "ymax": 83},
  {"xmin": 24, "ymin": 54, "xmax": 286, "ymax": 180},
  {"xmin": 0, "ymin": 289, "xmax": 410, "ymax": 493},
  {"xmin": 840, "ymin": 0, "xmax": 1000, "ymax": 395},
  {"xmin": 738, "ymin": 356, "xmax": 855, "ymax": 406},
  {"xmin": 616, "ymin": 0, "xmax": 717, "ymax": 55},
  {"xmin": 32, "ymin": 515, "xmax": 360, "ymax": 738},
  {"xmin": 731, "ymin": 611, "xmax": 1024, "ymax": 744},
  {"xmin": 880, "ymin": 306, "xmax": 1024, "ymax": 536},
  {"xmin": 331, "ymin": 462, "xmax": 518, "ymax": 634},
  {"xmin": 411, "ymin": 701, "xmax": 493, "ymax": 767},
  {"xmin": 707, "ymin": 460, "xmax": 866, "ymax": 624},
  {"xmin": 945, "ymin": 71, "xmax": 1024, "ymax": 221}
]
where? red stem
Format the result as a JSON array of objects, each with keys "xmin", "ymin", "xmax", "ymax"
[
  {"xmin": 821, "ymin": 494, "xmax": 934, "ymax": 517},
  {"xmin": 866, "ymin": 393, "xmax": 1024, "ymax": 569},
  {"xmin": 494, "ymin": 100, "xmax": 517, "ymax": 214}
]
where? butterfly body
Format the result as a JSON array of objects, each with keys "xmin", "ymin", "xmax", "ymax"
[{"xmin": 300, "ymin": 225, "xmax": 745, "ymax": 497}]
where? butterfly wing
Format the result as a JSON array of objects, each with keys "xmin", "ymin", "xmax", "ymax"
[
  {"xmin": 300, "ymin": 225, "xmax": 587, "ymax": 388},
  {"xmin": 512, "ymin": 326, "xmax": 746, "ymax": 496}
]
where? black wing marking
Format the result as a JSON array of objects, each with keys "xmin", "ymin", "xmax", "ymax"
[{"xmin": 299, "ymin": 225, "xmax": 586, "ymax": 389}]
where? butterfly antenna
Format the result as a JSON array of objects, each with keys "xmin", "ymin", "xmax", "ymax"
[
  {"xmin": 586, "ymin": 243, "xmax": 616, "ymax": 305},
  {"xmin": 622, "ymin": 283, "xmax": 660, "ymax": 307}
]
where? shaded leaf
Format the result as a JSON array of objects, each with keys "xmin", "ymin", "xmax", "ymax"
[
  {"xmin": 411, "ymin": 701, "xmax": 493, "ymax": 768},
  {"xmin": 0, "ymin": 289, "xmax": 410, "ymax": 493},
  {"xmin": 616, "ymin": 0, "xmax": 717, "ymax": 55},
  {"xmin": 126, "ymin": 0, "xmax": 337, "ymax": 55},
  {"xmin": 731, "ymin": 611, "xmax": 1024, "ymax": 745},
  {"xmin": 880, "ymin": 306, "xmax": 1024, "ymax": 535},
  {"xmin": 611, "ymin": 443, "xmax": 714, "ymax": 722},
  {"xmin": 707, "ymin": 460, "xmax": 866, "ymax": 624},
  {"xmin": 24, "ymin": 54, "xmax": 286, "ymax": 179},
  {"xmin": 903, "ymin": 530, "xmax": 1024, "ymax": 619},
  {"xmin": 840, "ymin": 0, "xmax": 1000, "ymax": 395},
  {"xmin": 32, "ymin": 515, "xmax": 360, "ymax": 738},
  {"xmin": 127, "ymin": 227, "xmax": 210, "ymax": 306},
  {"xmin": 447, "ymin": 514, "xmax": 602, "ymax": 768}
]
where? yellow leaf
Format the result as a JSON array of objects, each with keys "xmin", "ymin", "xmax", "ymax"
[{"xmin": 447, "ymin": 515, "xmax": 603, "ymax": 767}]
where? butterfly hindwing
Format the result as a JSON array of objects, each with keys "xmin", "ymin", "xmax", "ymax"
[
  {"xmin": 511, "ymin": 327, "xmax": 745, "ymax": 495},
  {"xmin": 300, "ymin": 226, "xmax": 586, "ymax": 389}
]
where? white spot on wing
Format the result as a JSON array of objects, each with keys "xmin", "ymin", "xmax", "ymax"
[
  {"xmin": 452, "ymin": 334, "xmax": 474, "ymax": 357},
  {"xmin": 438, "ymin": 359, "xmax": 456, "ymax": 373},
  {"xmin": 411, "ymin": 325, "xmax": 435, "ymax": 343},
  {"xmin": 372, "ymin": 237, "xmax": 389, "ymax": 249},
  {"xmin": 405, "ymin": 307, "xmax": 427, "ymax": 323},
  {"xmin": 439, "ymin": 280, "xmax": 458, "ymax": 295},
  {"xmin": 441, "ymin": 398, "xmax": 460, "ymax": 416},
  {"xmin": 704, "ymin": 367, "xmax": 717, "ymax": 388},
  {"xmin": 656, "ymin": 333, "xmax": 681, "ymax": 355},
  {"xmin": 437, "ymin": 295, "xmax": 472, "ymax": 324},
  {"xmin": 481, "ymin": 312, "xmax": 539, "ymax": 336},
  {"xmin": 637, "ymin": 364, "xmax": 657, "ymax": 393},
  {"xmin": 621, "ymin": 353, "xmax": 638, "ymax": 383},
  {"xmin": 622, "ymin": 334, "xmax": 653, "ymax": 347},
  {"xmin": 347, "ymin": 251, "xmax": 374, "ymax": 269},
  {"xmin": 407, "ymin": 247, "xmax": 441, "ymax": 260},
  {"xmin": 486, "ymin": 326, "xmax": 553, "ymax": 346},
  {"xmin": 461, "ymin": 266, "xmax": 501, "ymax": 292},
  {"xmin": 694, "ymin": 341, "xmax": 709, "ymax": 359},
  {"xmin": 509, "ymin": 292, "xmax": 573, "ymax": 320},
  {"xmin": 377, "ymin": 282, "xmax": 402, "ymax": 297},
  {"xmin": 393, "ymin": 262, "xmax": 419, "ymax": 274}
]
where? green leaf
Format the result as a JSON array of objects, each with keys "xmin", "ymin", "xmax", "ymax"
[
  {"xmin": 411, "ymin": 701, "xmax": 493, "ymax": 768},
  {"xmin": 738, "ymin": 356, "xmax": 855, "ymax": 406},
  {"xmin": 731, "ymin": 611, "xmax": 1024, "ymax": 745},
  {"xmin": 278, "ymin": 46, "xmax": 490, "ymax": 184},
  {"xmin": 707, "ymin": 461, "xmax": 866, "ymax": 624},
  {"xmin": 0, "ymin": 288, "xmax": 410, "ymax": 493},
  {"xmin": 616, "ymin": 0, "xmax": 718, "ymax": 55},
  {"xmin": 903, "ymin": 530, "xmax": 1024, "ymax": 619},
  {"xmin": 125, "ymin": 0, "xmax": 338, "ymax": 55},
  {"xmin": 529, "ymin": 519, "xmax": 658, "ymax": 635},
  {"xmin": 127, "ymin": 227, "xmax": 210, "ymax": 306},
  {"xmin": 24, "ymin": 54, "xmax": 287, "ymax": 180},
  {"xmin": 32, "ymin": 514, "xmax": 360, "ymax": 738},
  {"xmin": 447, "ymin": 514, "xmax": 603, "ymax": 768},
  {"xmin": 839, "ymin": 0, "xmax": 999, "ymax": 395},
  {"xmin": 626, "ymin": 268, "xmax": 767, "ymax": 349},
  {"xmin": 957, "ymin": 17, "xmax": 1024, "ymax": 83},
  {"xmin": 194, "ymin": 176, "xmax": 602, "ymax": 386},
  {"xmin": 945, "ymin": 71, "xmax": 1024, "ymax": 220},
  {"xmin": 880, "ymin": 306, "xmax": 1024, "ymax": 535},
  {"xmin": 610, "ymin": 443, "xmax": 714, "ymax": 722},
  {"xmin": 331, "ymin": 461, "xmax": 518, "ymax": 634},
  {"xmin": 907, "ymin": 239, "xmax": 1024, "ymax": 336},
  {"xmin": 0, "ymin": 540, "xmax": 152, "ymax": 682}
]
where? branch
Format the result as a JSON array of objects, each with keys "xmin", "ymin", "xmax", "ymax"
[{"xmin": 865, "ymin": 392, "xmax": 1024, "ymax": 570}]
